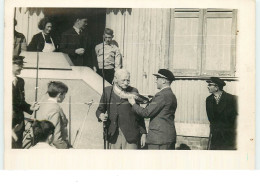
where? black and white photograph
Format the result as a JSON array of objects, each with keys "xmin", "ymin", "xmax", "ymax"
[{"xmin": 4, "ymin": 0, "xmax": 255, "ymax": 169}]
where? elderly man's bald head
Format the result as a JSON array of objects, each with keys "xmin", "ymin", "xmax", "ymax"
[{"xmin": 114, "ymin": 69, "xmax": 130, "ymax": 90}]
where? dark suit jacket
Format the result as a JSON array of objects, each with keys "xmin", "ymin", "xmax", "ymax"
[
  {"xmin": 27, "ymin": 32, "xmax": 59, "ymax": 52},
  {"xmin": 206, "ymin": 91, "xmax": 238, "ymax": 149},
  {"xmin": 60, "ymin": 28, "xmax": 94, "ymax": 67},
  {"xmin": 206, "ymin": 91, "xmax": 238, "ymax": 130},
  {"xmin": 132, "ymin": 87, "xmax": 177, "ymax": 145},
  {"xmin": 96, "ymin": 86, "xmax": 146, "ymax": 144},
  {"xmin": 12, "ymin": 77, "xmax": 33, "ymax": 129}
]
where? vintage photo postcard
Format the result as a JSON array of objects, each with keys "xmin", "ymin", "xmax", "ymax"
[{"xmin": 4, "ymin": 0, "xmax": 255, "ymax": 169}]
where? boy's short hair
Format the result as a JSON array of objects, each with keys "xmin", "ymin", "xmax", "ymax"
[{"xmin": 47, "ymin": 81, "xmax": 68, "ymax": 97}]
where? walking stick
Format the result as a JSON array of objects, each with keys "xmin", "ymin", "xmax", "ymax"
[
  {"xmin": 72, "ymin": 100, "xmax": 94, "ymax": 148},
  {"xmin": 102, "ymin": 35, "xmax": 107, "ymax": 149},
  {"xmin": 31, "ymin": 50, "xmax": 40, "ymax": 146},
  {"xmin": 34, "ymin": 50, "xmax": 39, "ymax": 119},
  {"xmin": 68, "ymin": 95, "xmax": 72, "ymax": 146},
  {"xmin": 22, "ymin": 50, "xmax": 40, "ymax": 148}
]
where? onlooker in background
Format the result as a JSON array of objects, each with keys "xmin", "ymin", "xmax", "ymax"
[
  {"xmin": 28, "ymin": 17, "xmax": 59, "ymax": 52},
  {"xmin": 36, "ymin": 81, "xmax": 70, "ymax": 149},
  {"xmin": 31, "ymin": 120, "xmax": 56, "ymax": 149},
  {"xmin": 206, "ymin": 77, "xmax": 238, "ymax": 150},
  {"xmin": 12, "ymin": 56, "xmax": 39, "ymax": 148},
  {"xmin": 13, "ymin": 19, "xmax": 27, "ymax": 56},
  {"xmin": 60, "ymin": 16, "xmax": 94, "ymax": 67},
  {"xmin": 128, "ymin": 69, "xmax": 177, "ymax": 150},
  {"xmin": 95, "ymin": 28, "xmax": 122, "ymax": 84},
  {"xmin": 96, "ymin": 69, "xmax": 146, "ymax": 149}
]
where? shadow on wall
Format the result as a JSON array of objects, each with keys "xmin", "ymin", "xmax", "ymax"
[{"xmin": 176, "ymin": 144, "xmax": 191, "ymax": 150}]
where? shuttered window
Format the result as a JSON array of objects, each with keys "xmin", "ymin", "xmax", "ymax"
[{"xmin": 168, "ymin": 9, "xmax": 237, "ymax": 77}]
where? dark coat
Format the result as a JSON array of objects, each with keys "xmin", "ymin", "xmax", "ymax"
[
  {"xmin": 132, "ymin": 87, "xmax": 177, "ymax": 145},
  {"xmin": 60, "ymin": 28, "xmax": 94, "ymax": 67},
  {"xmin": 27, "ymin": 32, "xmax": 59, "ymax": 52},
  {"xmin": 206, "ymin": 91, "xmax": 238, "ymax": 150},
  {"xmin": 12, "ymin": 77, "xmax": 33, "ymax": 148},
  {"xmin": 96, "ymin": 86, "xmax": 146, "ymax": 144}
]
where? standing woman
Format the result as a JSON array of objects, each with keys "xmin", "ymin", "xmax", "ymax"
[{"xmin": 28, "ymin": 17, "xmax": 58, "ymax": 52}]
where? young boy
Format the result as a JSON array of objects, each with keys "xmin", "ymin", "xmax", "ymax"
[{"xmin": 36, "ymin": 81, "xmax": 70, "ymax": 149}]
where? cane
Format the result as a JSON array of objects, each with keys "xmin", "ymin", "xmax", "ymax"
[
  {"xmin": 72, "ymin": 100, "xmax": 94, "ymax": 148},
  {"xmin": 102, "ymin": 34, "xmax": 108, "ymax": 149},
  {"xmin": 68, "ymin": 95, "xmax": 72, "ymax": 146}
]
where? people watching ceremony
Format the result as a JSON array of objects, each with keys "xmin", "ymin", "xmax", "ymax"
[
  {"xmin": 28, "ymin": 17, "xmax": 59, "ymax": 52},
  {"xmin": 128, "ymin": 69, "xmax": 177, "ymax": 150},
  {"xmin": 12, "ymin": 56, "xmax": 40, "ymax": 148},
  {"xmin": 206, "ymin": 77, "xmax": 238, "ymax": 150},
  {"xmin": 95, "ymin": 28, "xmax": 122, "ymax": 84},
  {"xmin": 31, "ymin": 120, "xmax": 56, "ymax": 149},
  {"xmin": 96, "ymin": 69, "xmax": 147, "ymax": 149},
  {"xmin": 60, "ymin": 16, "xmax": 94, "ymax": 67},
  {"xmin": 11, "ymin": 16, "xmax": 239, "ymax": 151},
  {"xmin": 36, "ymin": 81, "xmax": 70, "ymax": 149}
]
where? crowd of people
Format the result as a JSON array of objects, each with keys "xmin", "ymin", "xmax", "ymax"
[{"xmin": 12, "ymin": 16, "xmax": 238, "ymax": 150}]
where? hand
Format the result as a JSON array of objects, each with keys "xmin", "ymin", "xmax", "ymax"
[
  {"xmin": 140, "ymin": 134, "xmax": 146, "ymax": 148},
  {"xmin": 30, "ymin": 102, "xmax": 40, "ymax": 111},
  {"xmin": 128, "ymin": 96, "xmax": 136, "ymax": 105},
  {"xmin": 99, "ymin": 113, "xmax": 108, "ymax": 122},
  {"xmin": 75, "ymin": 48, "xmax": 85, "ymax": 55}
]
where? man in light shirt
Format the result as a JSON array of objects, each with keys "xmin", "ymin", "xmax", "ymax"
[{"xmin": 95, "ymin": 28, "xmax": 122, "ymax": 84}]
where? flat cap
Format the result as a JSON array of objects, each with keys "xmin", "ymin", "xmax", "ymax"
[
  {"xmin": 206, "ymin": 77, "xmax": 226, "ymax": 87},
  {"xmin": 153, "ymin": 69, "xmax": 175, "ymax": 81},
  {"xmin": 13, "ymin": 55, "xmax": 26, "ymax": 65}
]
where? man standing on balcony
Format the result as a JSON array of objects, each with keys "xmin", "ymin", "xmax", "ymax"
[
  {"xmin": 95, "ymin": 28, "xmax": 122, "ymax": 84},
  {"xmin": 128, "ymin": 69, "xmax": 177, "ymax": 150},
  {"xmin": 206, "ymin": 77, "xmax": 238, "ymax": 150},
  {"xmin": 60, "ymin": 16, "xmax": 94, "ymax": 68}
]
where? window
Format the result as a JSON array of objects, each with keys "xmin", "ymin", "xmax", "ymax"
[{"xmin": 168, "ymin": 9, "xmax": 237, "ymax": 77}]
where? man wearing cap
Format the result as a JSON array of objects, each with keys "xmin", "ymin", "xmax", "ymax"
[
  {"xmin": 12, "ymin": 56, "xmax": 39, "ymax": 148},
  {"xmin": 60, "ymin": 16, "xmax": 94, "ymax": 67},
  {"xmin": 96, "ymin": 69, "xmax": 147, "ymax": 149},
  {"xmin": 95, "ymin": 28, "xmax": 122, "ymax": 84},
  {"xmin": 128, "ymin": 69, "xmax": 177, "ymax": 150},
  {"xmin": 206, "ymin": 77, "xmax": 238, "ymax": 150}
]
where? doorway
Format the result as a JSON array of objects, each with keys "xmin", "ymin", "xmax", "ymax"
[{"xmin": 43, "ymin": 8, "xmax": 106, "ymax": 46}]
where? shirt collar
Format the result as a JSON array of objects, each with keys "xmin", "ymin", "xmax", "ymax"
[
  {"xmin": 48, "ymin": 97, "xmax": 58, "ymax": 103},
  {"xmin": 73, "ymin": 26, "xmax": 81, "ymax": 35}
]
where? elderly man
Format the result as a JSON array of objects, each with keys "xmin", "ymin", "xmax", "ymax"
[
  {"xmin": 60, "ymin": 16, "xmax": 94, "ymax": 67},
  {"xmin": 206, "ymin": 77, "xmax": 238, "ymax": 150},
  {"xmin": 128, "ymin": 69, "xmax": 177, "ymax": 150},
  {"xmin": 95, "ymin": 28, "xmax": 122, "ymax": 84},
  {"xmin": 96, "ymin": 69, "xmax": 146, "ymax": 149},
  {"xmin": 12, "ymin": 56, "xmax": 39, "ymax": 148}
]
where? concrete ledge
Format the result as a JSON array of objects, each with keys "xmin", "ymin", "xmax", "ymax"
[{"xmin": 175, "ymin": 122, "xmax": 210, "ymax": 137}]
